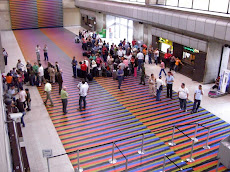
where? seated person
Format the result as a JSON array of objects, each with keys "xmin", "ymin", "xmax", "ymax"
[{"xmin": 212, "ymin": 76, "xmax": 220, "ymax": 89}]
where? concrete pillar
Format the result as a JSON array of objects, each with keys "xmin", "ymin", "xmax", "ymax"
[
  {"xmin": 203, "ymin": 41, "xmax": 223, "ymax": 84},
  {"xmin": 0, "ymin": 0, "xmax": 11, "ymax": 30},
  {"xmin": 63, "ymin": 0, "xmax": 81, "ymax": 27},
  {"xmin": 219, "ymin": 46, "xmax": 230, "ymax": 75},
  {"xmin": 95, "ymin": 12, "xmax": 104, "ymax": 32},
  {"xmin": 133, "ymin": 21, "xmax": 144, "ymax": 42}
]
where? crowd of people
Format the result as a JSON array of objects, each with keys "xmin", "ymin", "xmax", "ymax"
[{"xmin": 1, "ymin": 30, "xmax": 206, "ymax": 127}]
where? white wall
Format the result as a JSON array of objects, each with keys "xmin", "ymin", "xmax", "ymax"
[{"xmin": 0, "ymin": 71, "xmax": 12, "ymax": 172}]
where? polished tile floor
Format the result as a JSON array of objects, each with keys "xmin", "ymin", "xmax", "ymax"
[{"xmin": 1, "ymin": 26, "xmax": 230, "ymax": 171}]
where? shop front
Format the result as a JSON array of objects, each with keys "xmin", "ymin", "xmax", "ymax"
[
  {"xmin": 80, "ymin": 9, "xmax": 96, "ymax": 31},
  {"xmin": 153, "ymin": 36, "xmax": 207, "ymax": 82}
]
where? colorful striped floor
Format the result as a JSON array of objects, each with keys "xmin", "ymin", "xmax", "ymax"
[{"xmin": 13, "ymin": 28, "xmax": 230, "ymax": 172}]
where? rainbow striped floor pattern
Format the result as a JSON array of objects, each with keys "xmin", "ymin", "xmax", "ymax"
[{"xmin": 13, "ymin": 28, "xmax": 230, "ymax": 172}]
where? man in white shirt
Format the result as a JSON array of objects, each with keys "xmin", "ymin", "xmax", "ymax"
[
  {"xmin": 3, "ymin": 48, "xmax": 8, "ymax": 65},
  {"xmin": 44, "ymin": 80, "xmax": 53, "ymax": 106},
  {"xmin": 38, "ymin": 63, "xmax": 44, "ymax": 86},
  {"xmin": 178, "ymin": 83, "xmax": 189, "ymax": 112},
  {"xmin": 18, "ymin": 87, "xmax": 27, "ymax": 107},
  {"xmin": 16, "ymin": 59, "xmax": 24, "ymax": 70},
  {"xmin": 36, "ymin": 44, "xmax": 41, "ymax": 61},
  {"xmin": 156, "ymin": 76, "xmax": 164, "ymax": 101},
  {"xmin": 117, "ymin": 48, "xmax": 123, "ymax": 57},
  {"xmin": 136, "ymin": 50, "xmax": 144, "ymax": 71},
  {"xmin": 78, "ymin": 80, "xmax": 89, "ymax": 111},
  {"xmin": 191, "ymin": 85, "xmax": 204, "ymax": 113}
]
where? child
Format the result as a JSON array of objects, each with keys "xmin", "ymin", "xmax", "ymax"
[{"xmin": 25, "ymin": 88, "xmax": 31, "ymax": 111}]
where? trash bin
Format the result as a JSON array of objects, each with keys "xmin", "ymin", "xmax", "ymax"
[{"xmin": 218, "ymin": 135, "xmax": 230, "ymax": 169}]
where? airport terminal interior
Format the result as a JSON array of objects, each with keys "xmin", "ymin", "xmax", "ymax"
[{"xmin": 1, "ymin": 0, "xmax": 230, "ymax": 171}]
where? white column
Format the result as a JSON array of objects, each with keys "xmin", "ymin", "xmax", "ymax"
[{"xmin": 220, "ymin": 46, "xmax": 230, "ymax": 75}]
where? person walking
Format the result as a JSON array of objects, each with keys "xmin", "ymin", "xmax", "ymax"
[
  {"xmin": 57, "ymin": 69, "xmax": 63, "ymax": 94},
  {"xmin": 159, "ymin": 60, "xmax": 167, "ymax": 76},
  {"xmin": 44, "ymin": 80, "xmax": 54, "ymax": 107},
  {"xmin": 78, "ymin": 80, "xmax": 89, "ymax": 111},
  {"xmin": 18, "ymin": 86, "xmax": 27, "ymax": 108},
  {"xmin": 38, "ymin": 63, "xmax": 44, "ymax": 86},
  {"xmin": 178, "ymin": 83, "xmax": 189, "ymax": 112},
  {"xmin": 15, "ymin": 99, "xmax": 26, "ymax": 127},
  {"xmin": 156, "ymin": 76, "xmax": 163, "ymax": 101},
  {"xmin": 43, "ymin": 44, "xmax": 48, "ymax": 61},
  {"xmin": 61, "ymin": 86, "xmax": 68, "ymax": 114},
  {"xmin": 71, "ymin": 56, "xmax": 77, "ymax": 78},
  {"xmin": 25, "ymin": 88, "xmax": 31, "ymax": 111},
  {"xmin": 36, "ymin": 45, "xmax": 41, "ymax": 62},
  {"xmin": 3, "ymin": 48, "xmax": 8, "ymax": 65},
  {"xmin": 154, "ymin": 48, "xmax": 159, "ymax": 65},
  {"xmin": 117, "ymin": 66, "xmax": 124, "ymax": 91},
  {"xmin": 137, "ymin": 50, "xmax": 144, "ymax": 71},
  {"xmin": 191, "ymin": 85, "xmax": 203, "ymax": 113},
  {"xmin": 139, "ymin": 64, "xmax": 145, "ymax": 85},
  {"xmin": 165, "ymin": 71, "xmax": 174, "ymax": 99},
  {"xmin": 148, "ymin": 73, "xmax": 156, "ymax": 96}
]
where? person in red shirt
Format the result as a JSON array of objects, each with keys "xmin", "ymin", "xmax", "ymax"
[
  {"xmin": 102, "ymin": 45, "xmax": 108, "ymax": 62},
  {"xmin": 132, "ymin": 39, "xmax": 136, "ymax": 47},
  {"xmin": 81, "ymin": 61, "xmax": 87, "ymax": 80}
]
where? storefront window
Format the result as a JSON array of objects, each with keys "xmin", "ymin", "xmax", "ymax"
[
  {"xmin": 182, "ymin": 46, "xmax": 199, "ymax": 65},
  {"xmin": 159, "ymin": 37, "xmax": 173, "ymax": 53}
]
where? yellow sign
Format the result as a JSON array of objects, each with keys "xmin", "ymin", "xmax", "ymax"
[{"xmin": 159, "ymin": 37, "xmax": 173, "ymax": 46}]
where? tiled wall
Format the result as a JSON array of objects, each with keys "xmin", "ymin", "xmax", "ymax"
[{"xmin": 75, "ymin": 0, "xmax": 230, "ymax": 43}]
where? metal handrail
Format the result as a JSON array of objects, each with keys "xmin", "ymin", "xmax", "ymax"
[
  {"xmin": 161, "ymin": 154, "xmax": 183, "ymax": 172},
  {"xmin": 114, "ymin": 143, "xmax": 128, "ymax": 172},
  {"xmin": 48, "ymin": 131, "xmax": 151, "ymax": 159}
]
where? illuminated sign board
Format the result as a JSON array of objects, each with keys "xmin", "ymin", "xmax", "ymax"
[
  {"xmin": 184, "ymin": 46, "xmax": 199, "ymax": 53},
  {"xmin": 159, "ymin": 37, "xmax": 173, "ymax": 46}
]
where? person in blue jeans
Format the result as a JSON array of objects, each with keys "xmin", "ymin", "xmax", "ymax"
[
  {"xmin": 117, "ymin": 66, "xmax": 124, "ymax": 91},
  {"xmin": 156, "ymin": 76, "xmax": 163, "ymax": 101},
  {"xmin": 71, "ymin": 56, "xmax": 77, "ymax": 78},
  {"xmin": 159, "ymin": 60, "xmax": 166, "ymax": 76}
]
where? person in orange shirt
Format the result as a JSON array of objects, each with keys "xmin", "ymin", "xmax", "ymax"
[
  {"xmin": 6, "ymin": 73, "xmax": 13, "ymax": 90},
  {"xmin": 142, "ymin": 47, "xmax": 147, "ymax": 63},
  {"xmin": 174, "ymin": 58, "xmax": 183, "ymax": 72}
]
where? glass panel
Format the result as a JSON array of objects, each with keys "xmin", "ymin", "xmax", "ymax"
[
  {"xmin": 128, "ymin": 20, "xmax": 133, "ymax": 43},
  {"xmin": 137, "ymin": 0, "xmax": 145, "ymax": 2},
  {"xmin": 179, "ymin": 0, "xmax": 192, "ymax": 8},
  {"xmin": 193, "ymin": 0, "xmax": 209, "ymax": 10},
  {"xmin": 166, "ymin": 0, "xmax": 178, "ymax": 6},
  {"xmin": 209, "ymin": 0, "xmax": 229, "ymax": 13},
  {"xmin": 115, "ymin": 17, "xmax": 120, "ymax": 39},
  {"xmin": 120, "ymin": 18, "xmax": 128, "ymax": 40}
]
